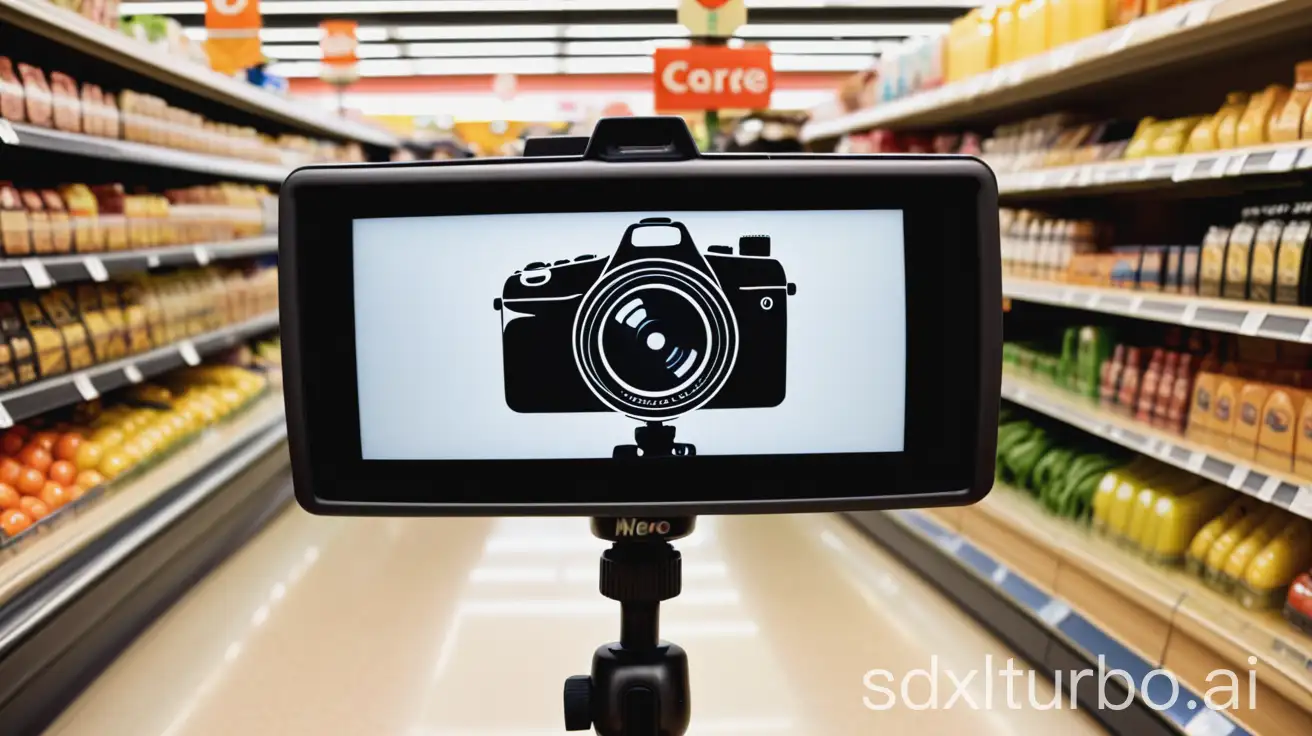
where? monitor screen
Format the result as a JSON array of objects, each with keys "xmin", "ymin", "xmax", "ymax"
[{"xmin": 352, "ymin": 209, "xmax": 906, "ymax": 460}]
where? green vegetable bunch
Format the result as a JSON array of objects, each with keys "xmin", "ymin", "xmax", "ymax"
[{"xmin": 997, "ymin": 410, "xmax": 1129, "ymax": 521}]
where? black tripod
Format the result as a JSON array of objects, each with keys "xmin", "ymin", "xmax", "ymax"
[
  {"xmin": 564, "ymin": 516, "xmax": 696, "ymax": 736},
  {"xmin": 613, "ymin": 422, "xmax": 696, "ymax": 458}
]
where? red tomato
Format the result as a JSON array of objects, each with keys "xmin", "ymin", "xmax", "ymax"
[
  {"xmin": 55, "ymin": 433, "xmax": 83, "ymax": 462},
  {"xmin": 0, "ymin": 483, "xmax": 19, "ymax": 510},
  {"xmin": 40, "ymin": 482, "xmax": 71, "ymax": 510},
  {"xmin": 18, "ymin": 495, "xmax": 49, "ymax": 520},
  {"xmin": 16, "ymin": 467, "xmax": 45, "ymax": 496},
  {"xmin": 48, "ymin": 460, "xmax": 77, "ymax": 487},
  {"xmin": 31, "ymin": 431, "xmax": 59, "ymax": 452},
  {"xmin": 0, "ymin": 431, "xmax": 24, "ymax": 456},
  {"xmin": 0, "ymin": 509, "xmax": 32, "ymax": 537},
  {"xmin": 0, "ymin": 459, "xmax": 21, "ymax": 488},
  {"xmin": 18, "ymin": 445, "xmax": 52, "ymax": 473}
]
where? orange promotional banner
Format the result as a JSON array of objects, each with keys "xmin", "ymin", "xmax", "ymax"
[
  {"xmin": 319, "ymin": 20, "xmax": 360, "ymax": 84},
  {"xmin": 204, "ymin": 0, "xmax": 263, "ymax": 75},
  {"xmin": 653, "ymin": 47, "xmax": 773, "ymax": 112},
  {"xmin": 320, "ymin": 21, "xmax": 359, "ymax": 65}
]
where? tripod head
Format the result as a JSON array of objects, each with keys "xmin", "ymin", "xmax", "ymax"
[{"xmin": 565, "ymin": 517, "xmax": 696, "ymax": 735}]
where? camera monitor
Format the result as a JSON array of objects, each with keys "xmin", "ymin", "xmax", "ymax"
[{"xmin": 280, "ymin": 117, "xmax": 1001, "ymax": 516}]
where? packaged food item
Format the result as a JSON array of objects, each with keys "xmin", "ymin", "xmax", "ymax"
[
  {"xmin": 59, "ymin": 184, "xmax": 102, "ymax": 253},
  {"xmin": 0, "ymin": 57, "xmax": 25, "ymax": 123},
  {"xmin": 102, "ymin": 91, "xmax": 121, "ymax": 140},
  {"xmin": 0, "ymin": 329, "xmax": 16, "ymax": 388},
  {"xmin": 1271, "ymin": 61, "xmax": 1312, "ymax": 143},
  {"xmin": 17, "ymin": 63, "xmax": 52, "ymax": 128},
  {"xmin": 1203, "ymin": 505, "xmax": 1278, "ymax": 588},
  {"xmin": 1210, "ymin": 375, "xmax": 1240, "ymax": 446},
  {"xmin": 1237, "ymin": 84, "xmax": 1290, "ymax": 147},
  {"xmin": 1257, "ymin": 387, "xmax": 1301, "ymax": 471},
  {"xmin": 40, "ymin": 190, "xmax": 72, "ymax": 255},
  {"xmin": 1249, "ymin": 204, "xmax": 1290, "ymax": 302},
  {"xmin": 39, "ymin": 290, "xmax": 93, "ymax": 370},
  {"xmin": 17, "ymin": 299, "xmax": 67, "ymax": 378},
  {"xmin": 1076, "ymin": 326, "xmax": 1113, "ymax": 398},
  {"xmin": 1190, "ymin": 93, "xmax": 1247, "ymax": 152},
  {"xmin": 1115, "ymin": 346, "xmax": 1144, "ymax": 412},
  {"xmin": 1224, "ymin": 209, "xmax": 1262, "ymax": 300},
  {"xmin": 1150, "ymin": 117, "xmax": 1203, "ymax": 157},
  {"xmin": 91, "ymin": 185, "xmax": 128, "ymax": 251},
  {"xmin": 21, "ymin": 190, "xmax": 52, "ymax": 255},
  {"xmin": 1221, "ymin": 510, "xmax": 1287, "ymax": 586},
  {"xmin": 79, "ymin": 83, "xmax": 101, "ymax": 137},
  {"xmin": 1124, "ymin": 118, "xmax": 1162, "ymax": 159},
  {"xmin": 116, "ymin": 281, "xmax": 153, "ymax": 353},
  {"xmin": 1179, "ymin": 245, "xmax": 1200, "ymax": 295},
  {"xmin": 1276, "ymin": 202, "xmax": 1312, "ymax": 305},
  {"xmin": 1199, "ymin": 225, "xmax": 1232, "ymax": 297},
  {"xmin": 48, "ymin": 72, "xmax": 81, "ymax": 133},
  {"xmin": 1144, "ymin": 484, "xmax": 1232, "ymax": 565},
  {"xmin": 75, "ymin": 285, "xmax": 115, "ymax": 363},
  {"xmin": 1100, "ymin": 343, "xmax": 1126, "ymax": 406},
  {"xmin": 1187, "ymin": 497, "xmax": 1259, "ymax": 575},
  {"xmin": 1216, "ymin": 92, "xmax": 1251, "ymax": 149},
  {"xmin": 1135, "ymin": 349, "xmax": 1164, "ymax": 422},
  {"xmin": 1239, "ymin": 517, "xmax": 1312, "ymax": 610},
  {"xmin": 1167, "ymin": 353, "xmax": 1195, "ymax": 433},
  {"xmin": 1152, "ymin": 351, "xmax": 1178, "ymax": 426},
  {"xmin": 0, "ymin": 303, "xmax": 35, "ymax": 385},
  {"xmin": 1230, "ymin": 382, "xmax": 1272, "ymax": 458},
  {"xmin": 1116, "ymin": 0, "xmax": 1144, "ymax": 25},
  {"xmin": 1138, "ymin": 246, "xmax": 1166, "ymax": 291},
  {"xmin": 1109, "ymin": 245, "xmax": 1142, "ymax": 288},
  {"xmin": 97, "ymin": 286, "xmax": 130, "ymax": 358},
  {"xmin": 0, "ymin": 184, "xmax": 32, "ymax": 257}
]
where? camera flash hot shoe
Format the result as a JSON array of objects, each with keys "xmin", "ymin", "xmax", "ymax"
[{"xmin": 565, "ymin": 516, "xmax": 697, "ymax": 736}]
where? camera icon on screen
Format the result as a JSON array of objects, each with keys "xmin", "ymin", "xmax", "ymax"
[{"xmin": 493, "ymin": 217, "xmax": 796, "ymax": 429}]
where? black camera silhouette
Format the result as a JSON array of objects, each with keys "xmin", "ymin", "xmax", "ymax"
[{"xmin": 494, "ymin": 217, "xmax": 796, "ymax": 423}]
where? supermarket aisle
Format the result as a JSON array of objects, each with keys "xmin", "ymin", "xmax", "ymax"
[{"xmin": 44, "ymin": 510, "xmax": 1105, "ymax": 736}]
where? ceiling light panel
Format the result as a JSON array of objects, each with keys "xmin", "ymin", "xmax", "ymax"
[
  {"xmin": 403, "ymin": 41, "xmax": 562, "ymax": 56},
  {"xmin": 562, "ymin": 39, "xmax": 690, "ymax": 55},
  {"xmin": 263, "ymin": 43, "xmax": 404, "ymax": 60},
  {"xmin": 391, "ymin": 25, "xmax": 560, "ymax": 40}
]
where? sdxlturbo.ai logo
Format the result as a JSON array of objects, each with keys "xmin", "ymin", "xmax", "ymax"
[{"xmin": 615, "ymin": 519, "xmax": 673, "ymax": 537}]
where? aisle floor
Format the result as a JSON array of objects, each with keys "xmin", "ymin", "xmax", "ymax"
[{"xmin": 45, "ymin": 510, "xmax": 1106, "ymax": 735}]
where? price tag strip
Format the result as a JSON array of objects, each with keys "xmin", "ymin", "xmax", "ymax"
[
  {"xmin": 72, "ymin": 373, "xmax": 98, "ymax": 401},
  {"xmin": 179, "ymin": 341, "xmax": 202, "ymax": 366},
  {"xmin": 0, "ymin": 119, "xmax": 18, "ymax": 145},
  {"xmin": 21, "ymin": 259, "xmax": 53, "ymax": 289},
  {"xmin": 83, "ymin": 256, "xmax": 109, "ymax": 283},
  {"xmin": 123, "ymin": 364, "xmax": 144, "ymax": 384}
]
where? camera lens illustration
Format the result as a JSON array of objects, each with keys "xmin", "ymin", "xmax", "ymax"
[
  {"xmin": 495, "ymin": 217, "xmax": 795, "ymax": 457},
  {"xmin": 576, "ymin": 264, "xmax": 737, "ymax": 421}
]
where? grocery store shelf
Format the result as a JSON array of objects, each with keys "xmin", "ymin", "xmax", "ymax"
[
  {"xmin": 800, "ymin": 0, "xmax": 1312, "ymax": 141},
  {"xmin": 0, "ymin": 311, "xmax": 278, "ymax": 428},
  {"xmin": 0, "ymin": 393, "xmax": 285, "ymax": 609},
  {"xmin": 1005, "ymin": 278, "xmax": 1312, "ymax": 344},
  {"xmin": 847, "ymin": 507, "xmax": 1240, "ymax": 736},
  {"xmin": 995, "ymin": 141, "xmax": 1312, "ymax": 197},
  {"xmin": 0, "ymin": 0, "xmax": 395, "ymax": 148},
  {"xmin": 0, "ymin": 121, "xmax": 290, "ymax": 183},
  {"xmin": 0, "ymin": 236, "xmax": 277, "ymax": 292},
  {"xmin": 950, "ymin": 488, "xmax": 1312, "ymax": 735},
  {"xmin": 1000, "ymin": 373, "xmax": 1312, "ymax": 521}
]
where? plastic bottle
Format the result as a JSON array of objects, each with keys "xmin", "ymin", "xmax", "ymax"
[
  {"xmin": 1135, "ymin": 349, "xmax": 1164, "ymax": 422},
  {"xmin": 1221, "ymin": 509, "xmax": 1288, "ymax": 583},
  {"xmin": 1153, "ymin": 351, "xmax": 1178, "ymax": 427},
  {"xmin": 1116, "ymin": 346, "xmax": 1143, "ymax": 413},
  {"xmin": 1204, "ymin": 505, "xmax": 1278, "ymax": 587},
  {"xmin": 1240, "ymin": 517, "xmax": 1312, "ymax": 609}
]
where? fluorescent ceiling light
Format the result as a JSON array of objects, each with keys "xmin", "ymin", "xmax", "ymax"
[
  {"xmin": 563, "ymin": 24, "xmax": 690, "ymax": 38},
  {"xmin": 772, "ymin": 53, "xmax": 876, "ymax": 71},
  {"xmin": 767, "ymin": 39, "xmax": 890, "ymax": 54},
  {"xmin": 184, "ymin": 26, "xmax": 388, "ymax": 42},
  {"xmin": 738, "ymin": 22, "xmax": 949, "ymax": 37},
  {"xmin": 403, "ymin": 41, "xmax": 561, "ymax": 56},
  {"xmin": 562, "ymin": 39, "xmax": 690, "ymax": 55},
  {"xmin": 263, "ymin": 43, "xmax": 404, "ymax": 59},
  {"xmin": 561, "ymin": 56, "xmax": 653, "ymax": 74},
  {"xmin": 392, "ymin": 24, "xmax": 559, "ymax": 40}
]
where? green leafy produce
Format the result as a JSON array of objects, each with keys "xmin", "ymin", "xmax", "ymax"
[{"xmin": 995, "ymin": 409, "xmax": 1130, "ymax": 521}]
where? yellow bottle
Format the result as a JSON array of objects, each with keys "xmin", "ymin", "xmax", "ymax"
[
  {"xmin": 1073, "ymin": 0, "xmax": 1109, "ymax": 40},
  {"xmin": 1215, "ymin": 92, "xmax": 1251, "ymax": 150},
  {"xmin": 995, "ymin": 2, "xmax": 1020, "ymax": 67},
  {"xmin": 1145, "ymin": 484, "xmax": 1232, "ymax": 563},
  {"xmin": 1017, "ymin": 0, "xmax": 1050, "ymax": 59},
  {"xmin": 1204, "ymin": 506, "xmax": 1277, "ymax": 587},
  {"xmin": 1049, "ymin": 0, "xmax": 1075, "ymax": 49},
  {"xmin": 1127, "ymin": 485, "xmax": 1167, "ymax": 551},
  {"xmin": 1240, "ymin": 518, "xmax": 1312, "ymax": 609},
  {"xmin": 1221, "ymin": 509, "xmax": 1287, "ymax": 582},
  {"xmin": 1236, "ymin": 85, "xmax": 1291, "ymax": 148},
  {"xmin": 1093, "ymin": 459, "xmax": 1152, "ymax": 530}
]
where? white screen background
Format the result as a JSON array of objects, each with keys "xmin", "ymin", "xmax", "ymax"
[{"xmin": 353, "ymin": 210, "xmax": 906, "ymax": 459}]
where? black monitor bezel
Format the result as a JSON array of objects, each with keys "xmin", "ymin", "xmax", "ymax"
[{"xmin": 280, "ymin": 153, "xmax": 1001, "ymax": 516}]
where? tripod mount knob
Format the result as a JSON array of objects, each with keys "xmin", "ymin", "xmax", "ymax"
[
  {"xmin": 563, "ymin": 675, "xmax": 593, "ymax": 731},
  {"xmin": 599, "ymin": 542, "xmax": 681, "ymax": 603}
]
